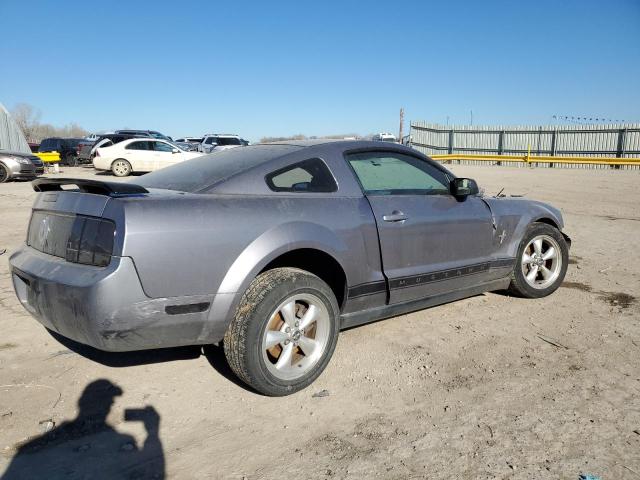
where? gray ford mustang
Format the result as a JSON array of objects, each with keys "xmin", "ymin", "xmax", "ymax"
[{"xmin": 9, "ymin": 140, "xmax": 570, "ymax": 396}]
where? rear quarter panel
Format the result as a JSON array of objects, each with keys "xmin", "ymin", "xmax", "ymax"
[{"xmin": 116, "ymin": 194, "xmax": 383, "ymax": 300}]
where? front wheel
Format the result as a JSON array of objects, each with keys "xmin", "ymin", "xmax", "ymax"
[
  {"xmin": 508, "ymin": 223, "xmax": 569, "ymax": 298},
  {"xmin": 111, "ymin": 159, "xmax": 132, "ymax": 177},
  {"xmin": 224, "ymin": 268, "xmax": 340, "ymax": 396},
  {"xmin": 0, "ymin": 163, "xmax": 9, "ymax": 183}
]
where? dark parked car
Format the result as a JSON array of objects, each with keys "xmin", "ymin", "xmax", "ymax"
[
  {"xmin": 115, "ymin": 130, "xmax": 172, "ymax": 141},
  {"xmin": 38, "ymin": 138, "xmax": 86, "ymax": 166},
  {"xmin": 10, "ymin": 140, "xmax": 570, "ymax": 395},
  {"xmin": 77, "ymin": 133, "xmax": 146, "ymax": 163},
  {"xmin": 0, "ymin": 149, "xmax": 44, "ymax": 183}
]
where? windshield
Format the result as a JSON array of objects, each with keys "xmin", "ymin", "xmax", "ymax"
[
  {"xmin": 136, "ymin": 144, "xmax": 301, "ymax": 193},
  {"xmin": 150, "ymin": 132, "xmax": 172, "ymax": 141}
]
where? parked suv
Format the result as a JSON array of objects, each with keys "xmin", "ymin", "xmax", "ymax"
[
  {"xmin": 38, "ymin": 138, "xmax": 86, "ymax": 166},
  {"xmin": 174, "ymin": 137, "xmax": 203, "ymax": 144},
  {"xmin": 0, "ymin": 149, "xmax": 44, "ymax": 183},
  {"xmin": 199, "ymin": 134, "xmax": 246, "ymax": 153},
  {"xmin": 372, "ymin": 132, "xmax": 398, "ymax": 143}
]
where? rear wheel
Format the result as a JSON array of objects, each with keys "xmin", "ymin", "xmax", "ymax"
[
  {"xmin": 508, "ymin": 223, "xmax": 568, "ymax": 298},
  {"xmin": 111, "ymin": 159, "xmax": 132, "ymax": 177},
  {"xmin": 224, "ymin": 268, "xmax": 340, "ymax": 396},
  {"xmin": 0, "ymin": 163, "xmax": 8, "ymax": 183},
  {"xmin": 65, "ymin": 153, "xmax": 78, "ymax": 167}
]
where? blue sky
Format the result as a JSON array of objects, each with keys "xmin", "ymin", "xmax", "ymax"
[{"xmin": 1, "ymin": 0, "xmax": 638, "ymax": 141}]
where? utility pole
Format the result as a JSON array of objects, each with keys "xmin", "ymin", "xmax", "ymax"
[
  {"xmin": 470, "ymin": 109, "xmax": 474, "ymax": 126},
  {"xmin": 399, "ymin": 107, "xmax": 404, "ymax": 143}
]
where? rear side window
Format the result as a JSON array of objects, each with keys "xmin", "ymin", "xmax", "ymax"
[
  {"xmin": 126, "ymin": 141, "xmax": 152, "ymax": 150},
  {"xmin": 266, "ymin": 158, "xmax": 337, "ymax": 193}
]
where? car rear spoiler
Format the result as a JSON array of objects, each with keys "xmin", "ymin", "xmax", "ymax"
[{"xmin": 32, "ymin": 178, "xmax": 149, "ymax": 196}]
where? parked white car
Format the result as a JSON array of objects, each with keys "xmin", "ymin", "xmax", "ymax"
[
  {"xmin": 93, "ymin": 138, "xmax": 202, "ymax": 177},
  {"xmin": 199, "ymin": 134, "xmax": 246, "ymax": 154},
  {"xmin": 372, "ymin": 132, "xmax": 398, "ymax": 143}
]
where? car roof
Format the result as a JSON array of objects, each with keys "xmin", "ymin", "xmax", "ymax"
[
  {"xmin": 260, "ymin": 138, "xmax": 370, "ymax": 147},
  {"xmin": 120, "ymin": 137, "xmax": 161, "ymax": 142}
]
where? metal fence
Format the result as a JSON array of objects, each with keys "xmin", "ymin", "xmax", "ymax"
[{"xmin": 410, "ymin": 121, "xmax": 640, "ymax": 170}]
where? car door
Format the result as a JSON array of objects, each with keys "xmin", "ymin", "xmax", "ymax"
[
  {"xmin": 347, "ymin": 150, "xmax": 496, "ymax": 304},
  {"xmin": 124, "ymin": 140, "xmax": 155, "ymax": 171},
  {"xmin": 151, "ymin": 141, "xmax": 183, "ymax": 170}
]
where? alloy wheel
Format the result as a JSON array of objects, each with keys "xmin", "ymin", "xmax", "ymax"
[
  {"xmin": 261, "ymin": 294, "xmax": 331, "ymax": 381},
  {"xmin": 521, "ymin": 234, "xmax": 562, "ymax": 289}
]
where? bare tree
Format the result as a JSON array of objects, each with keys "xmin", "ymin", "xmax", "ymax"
[
  {"xmin": 10, "ymin": 103, "xmax": 88, "ymax": 142},
  {"xmin": 259, "ymin": 133, "xmax": 359, "ymax": 143},
  {"xmin": 11, "ymin": 103, "xmax": 42, "ymax": 142}
]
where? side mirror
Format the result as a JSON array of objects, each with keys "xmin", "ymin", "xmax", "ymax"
[
  {"xmin": 450, "ymin": 178, "xmax": 479, "ymax": 197},
  {"xmin": 171, "ymin": 148, "xmax": 180, "ymax": 154}
]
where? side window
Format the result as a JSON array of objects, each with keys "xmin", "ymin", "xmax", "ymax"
[
  {"xmin": 126, "ymin": 141, "xmax": 151, "ymax": 151},
  {"xmin": 266, "ymin": 158, "xmax": 337, "ymax": 193},
  {"xmin": 347, "ymin": 151, "xmax": 450, "ymax": 195},
  {"xmin": 39, "ymin": 140, "xmax": 51, "ymax": 152},
  {"xmin": 153, "ymin": 141, "xmax": 174, "ymax": 152},
  {"xmin": 218, "ymin": 137, "xmax": 241, "ymax": 146},
  {"xmin": 205, "ymin": 137, "xmax": 218, "ymax": 145}
]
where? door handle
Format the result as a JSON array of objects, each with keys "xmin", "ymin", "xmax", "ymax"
[{"xmin": 383, "ymin": 211, "xmax": 408, "ymax": 222}]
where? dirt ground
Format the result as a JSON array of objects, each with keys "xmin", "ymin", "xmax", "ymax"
[{"xmin": 0, "ymin": 164, "xmax": 639, "ymax": 479}]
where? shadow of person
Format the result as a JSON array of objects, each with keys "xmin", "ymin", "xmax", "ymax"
[{"xmin": 1, "ymin": 379, "xmax": 165, "ymax": 480}]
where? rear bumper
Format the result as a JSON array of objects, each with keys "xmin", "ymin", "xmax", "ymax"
[{"xmin": 9, "ymin": 246, "xmax": 216, "ymax": 352}]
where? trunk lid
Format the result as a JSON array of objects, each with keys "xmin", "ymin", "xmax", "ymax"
[{"xmin": 27, "ymin": 178, "xmax": 149, "ymax": 266}]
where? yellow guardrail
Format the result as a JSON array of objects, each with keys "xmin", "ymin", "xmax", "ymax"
[
  {"xmin": 35, "ymin": 152, "xmax": 61, "ymax": 163},
  {"xmin": 430, "ymin": 153, "xmax": 640, "ymax": 166}
]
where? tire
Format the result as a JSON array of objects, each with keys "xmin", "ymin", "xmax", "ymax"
[
  {"xmin": 508, "ymin": 222, "xmax": 569, "ymax": 298},
  {"xmin": 65, "ymin": 153, "xmax": 78, "ymax": 167},
  {"xmin": 224, "ymin": 267, "xmax": 340, "ymax": 396},
  {"xmin": 0, "ymin": 163, "xmax": 9, "ymax": 183},
  {"xmin": 111, "ymin": 159, "xmax": 132, "ymax": 177}
]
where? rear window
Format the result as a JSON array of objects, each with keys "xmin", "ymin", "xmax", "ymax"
[
  {"xmin": 137, "ymin": 145, "xmax": 301, "ymax": 193},
  {"xmin": 217, "ymin": 137, "xmax": 241, "ymax": 146},
  {"xmin": 39, "ymin": 139, "xmax": 58, "ymax": 152}
]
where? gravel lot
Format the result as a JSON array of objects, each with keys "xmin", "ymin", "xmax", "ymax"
[{"xmin": 1, "ymin": 164, "xmax": 639, "ymax": 479}]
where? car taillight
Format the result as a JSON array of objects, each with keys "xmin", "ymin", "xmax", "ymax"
[{"xmin": 65, "ymin": 216, "xmax": 115, "ymax": 267}]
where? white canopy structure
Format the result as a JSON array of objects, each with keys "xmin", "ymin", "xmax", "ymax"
[{"xmin": 0, "ymin": 102, "xmax": 30, "ymax": 154}]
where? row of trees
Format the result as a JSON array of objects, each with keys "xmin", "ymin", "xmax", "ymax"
[
  {"xmin": 11, "ymin": 103, "xmax": 88, "ymax": 143},
  {"xmin": 259, "ymin": 133, "xmax": 360, "ymax": 143},
  {"xmin": 11, "ymin": 103, "xmax": 371, "ymax": 145}
]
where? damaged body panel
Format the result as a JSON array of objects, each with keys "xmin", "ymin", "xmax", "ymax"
[{"xmin": 9, "ymin": 140, "xmax": 570, "ymax": 352}]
